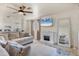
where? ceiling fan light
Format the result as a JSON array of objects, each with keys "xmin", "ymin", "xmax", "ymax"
[{"xmin": 18, "ymin": 12, "xmax": 23, "ymax": 15}]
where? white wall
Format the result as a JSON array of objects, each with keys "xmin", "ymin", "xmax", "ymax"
[
  {"xmin": 23, "ymin": 20, "xmax": 32, "ymax": 34},
  {"xmin": 52, "ymin": 8, "xmax": 79, "ymax": 49}
]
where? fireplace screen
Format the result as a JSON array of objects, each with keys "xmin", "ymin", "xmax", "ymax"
[{"xmin": 44, "ymin": 36, "xmax": 50, "ymax": 41}]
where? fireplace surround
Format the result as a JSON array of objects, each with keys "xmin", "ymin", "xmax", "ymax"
[{"xmin": 40, "ymin": 30, "xmax": 57, "ymax": 44}]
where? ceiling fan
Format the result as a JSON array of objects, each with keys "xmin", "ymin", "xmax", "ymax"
[{"xmin": 7, "ymin": 4, "xmax": 33, "ymax": 15}]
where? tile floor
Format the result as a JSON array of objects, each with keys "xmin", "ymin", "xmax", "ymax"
[{"xmin": 28, "ymin": 40, "xmax": 73, "ymax": 56}]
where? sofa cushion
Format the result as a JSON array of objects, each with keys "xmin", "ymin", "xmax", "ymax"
[
  {"xmin": 19, "ymin": 32, "xmax": 30, "ymax": 37},
  {"xmin": 0, "ymin": 32, "xmax": 9, "ymax": 40},
  {"xmin": 8, "ymin": 32, "xmax": 19, "ymax": 40}
]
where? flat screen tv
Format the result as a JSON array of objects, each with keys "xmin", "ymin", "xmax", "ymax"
[{"xmin": 40, "ymin": 17, "xmax": 54, "ymax": 26}]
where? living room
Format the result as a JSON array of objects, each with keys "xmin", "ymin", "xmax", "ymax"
[{"xmin": 0, "ymin": 3, "xmax": 79, "ymax": 56}]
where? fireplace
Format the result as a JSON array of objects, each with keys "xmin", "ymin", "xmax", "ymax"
[
  {"xmin": 41, "ymin": 30, "xmax": 57, "ymax": 44},
  {"xmin": 44, "ymin": 36, "xmax": 50, "ymax": 41}
]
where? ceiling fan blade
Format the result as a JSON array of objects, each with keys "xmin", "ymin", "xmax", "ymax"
[
  {"xmin": 27, "ymin": 7, "xmax": 32, "ymax": 10},
  {"xmin": 7, "ymin": 6, "xmax": 18, "ymax": 11},
  {"xmin": 12, "ymin": 12, "xmax": 18, "ymax": 14},
  {"xmin": 24, "ymin": 11, "xmax": 33, "ymax": 13}
]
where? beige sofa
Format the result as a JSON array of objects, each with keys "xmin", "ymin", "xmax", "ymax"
[
  {"xmin": 0, "ymin": 32, "xmax": 33, "ymax": 56},
  {"xmin": 0, "ymin": 32, "xmax": 30, "ymax": 40},
  {"xmin": 9, "ymin": 36, "xmax": 33, "ymax": 56}
]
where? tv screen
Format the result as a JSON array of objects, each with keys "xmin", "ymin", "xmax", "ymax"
[{"xmin": 40, "ymin": 17, "xmax": 54, "ymax": 26}]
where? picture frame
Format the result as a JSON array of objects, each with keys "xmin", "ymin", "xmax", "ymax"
[{"xmin": 40, "ymin": 17, "xmax": 55, "ymax": 26}]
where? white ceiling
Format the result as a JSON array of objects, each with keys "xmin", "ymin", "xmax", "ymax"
[
  {"xmin": 0, "ymin": 3, "xmax": 78, "ymax": 19},
  {"xmin": 33, "ymin": 3, "xmax": 75, "ymax": 17}
]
